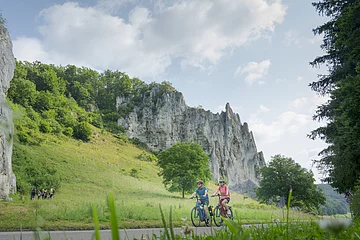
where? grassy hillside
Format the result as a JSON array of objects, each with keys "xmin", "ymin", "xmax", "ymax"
[{"xmin": 0, "ymin": 128, "xmax": 317, "ymax": 231}]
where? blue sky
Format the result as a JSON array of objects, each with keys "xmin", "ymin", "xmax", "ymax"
[{"xmin": 1, "ymin": 0, "xmax": 330, "ymax": 182}]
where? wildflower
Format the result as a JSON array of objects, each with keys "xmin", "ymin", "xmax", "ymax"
[{"xmin": 319, "ymin": 219, "xmax": 352, "ymax": 235}]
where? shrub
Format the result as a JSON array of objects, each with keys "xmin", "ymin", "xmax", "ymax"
[{"xmin": 73, "ymin": 121, "xmax": 92, "ymax": 141}]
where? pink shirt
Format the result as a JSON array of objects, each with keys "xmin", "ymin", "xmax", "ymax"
[{"xmin": 215, "ymin": 185, "xmax": 230, "ymax": 199}]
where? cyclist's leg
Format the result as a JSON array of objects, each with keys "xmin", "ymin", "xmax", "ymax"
[
  {"xmin": 222, "ymin": 198, "xmax": 229, "ymax": 211},
  {"xmin": 202, "ymin": 200, "xmax": 209, "ymax": 219}
]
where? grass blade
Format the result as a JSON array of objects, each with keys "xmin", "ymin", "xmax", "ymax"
[
  {"xmin": 109, "ymin": 192, "xmax": 120, "ymax": 240},
  {"xmin": 92, "ymin": 204, "xmax": 101, "ymax": 240},
  {"xmin": 169, "ymin": 206, "xmax": 175, "ymax": 240},
  {"xmin": 159, "ymin": 205, "xmax": 171, "ymax": 240}
]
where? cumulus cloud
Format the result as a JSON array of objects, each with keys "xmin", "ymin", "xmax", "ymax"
[
  {"xmin": 249, "ymin": 111, "xmax": 311, "ymax": 143},
  {"xmin": 235, "ymin": 59, "xmax": 271, "ymax": 85},
  {"xmin": 13, "ymin": 37, "xmax": 50, "ymax": 63},
  {"xmin": 290, "ymin": 94, "xmax": 330, "ymax": 112},
  {"xmin": 13, "ymin": 0, "xmax": 286, "ymax": 78}
]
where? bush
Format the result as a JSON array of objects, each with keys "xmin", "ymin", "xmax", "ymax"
[
  {"xmin": 63, "ymin": 127, "xmax": 73, "ymax": 137},
  {"xmin": 351, "ymin": 186, "xmax": 360, "ymax": 218},
  {"xmin": 39, "ymin": 120, "xmax": 52, "ymax": 133},
  {"xmin": 73, "ymin": 121, "xmax": 92, "ymax": 141}
]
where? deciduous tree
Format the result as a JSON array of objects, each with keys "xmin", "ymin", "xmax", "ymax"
[
  {"xmin": 256, "ymin": 155, "xmax": 326, "ymax": 213},
  {"xmin": 157, "ymin": 142, "xmax": 211, "ymax": 198}
]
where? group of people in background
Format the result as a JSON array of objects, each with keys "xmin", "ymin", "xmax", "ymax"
[{"xmin": 30, "ymin": 187, "xmax": 55, "ymax": 200}]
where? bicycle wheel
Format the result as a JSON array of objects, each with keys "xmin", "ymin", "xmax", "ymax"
[
  {"xmin": 213, "ymin": 206, "xmax": 223, "ymax": 227},
  {"xmin": 227, "ymin": 206, "xmax": 234, "ymax": 220},
  {"xmin": 191, "ymin": 207, "xmax": 201, "ymax": 227}
]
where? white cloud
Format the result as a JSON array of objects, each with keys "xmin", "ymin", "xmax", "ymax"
[
  {"xmin": 235, "ymin": 60, "xmax": 271, "ymax": 85},
  {"xmin": 283, "ymin": 30, "xmax": 300, "ymax": 46},
  {"xmin": 297, "ymin": 76, "xmax": 303, "ymax": 81},
  {"xmin": 96, "ymin": 0, "xmax": 136, "ymax": 12},
  {"xmin": 248, "ymin": 111, "xmax": 311, "ymax": 143},
  {"xmin": 291, "ymin": 97, "xmax": 308, "ymax": 108},
  {"xmin": 290, "ymin": 94, "xmax": 330, "ymax": 112},
  {"xmin": 13, "ymin": 37, "xmax": 50, "ymax": 63},
  {"xmin": 259, "ymin": 104, "xmax": 270, "ymax": 113},
  {"xmin": 13, "ymin": 0, "xmax": 286, "ymax": 78}
]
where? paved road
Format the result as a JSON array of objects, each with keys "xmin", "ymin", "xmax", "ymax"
[{"xmin": 0, "ymin": 227, "xmax": 223, "ymax": 240}]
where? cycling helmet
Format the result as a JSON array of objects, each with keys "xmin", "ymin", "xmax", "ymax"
[
  {"xmin": 219, "ymin": 179, "xmax": 225, "ymax": 183},
  {"xmin": 197, "ymin": 180, "xmax": 203, "ymax": 184}
]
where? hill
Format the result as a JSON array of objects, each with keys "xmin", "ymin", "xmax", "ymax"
[
  {"xmin": 317, "ymin": 184, "xmax": 350, "ymax": 215},
  {"xmin": 0, "ymin": 128, "xmax": 316, "ymax": 230}
]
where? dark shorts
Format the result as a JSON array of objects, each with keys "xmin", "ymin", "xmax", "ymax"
[
  {"xmin": 198, "ymin": 199, "xmax": 209, "ymax": 206},
  {"xmin": 220, "ymin": 198, "xmax": 230, "ymax": 203}
]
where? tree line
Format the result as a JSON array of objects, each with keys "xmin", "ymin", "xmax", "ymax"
[{"xmin": 7, "ymin": 60, "xmax": 174, "ymax": 144}]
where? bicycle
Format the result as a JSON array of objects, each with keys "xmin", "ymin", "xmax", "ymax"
[
  {"xmin": 190, "ymin": 195, "xmax": 211, "ymax": 227},
  {"xmin": 211, "ymin": 194, "xmax": 233, "ymax": 227}
]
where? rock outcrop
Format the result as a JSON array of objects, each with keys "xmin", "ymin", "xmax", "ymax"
[
  {"xmin": 117, "ymin": 86, "xmax": 265, "ymax": 195},
  {"xmin": 0, "ymin": 24, "xmax": 16, "ymax": 200}
]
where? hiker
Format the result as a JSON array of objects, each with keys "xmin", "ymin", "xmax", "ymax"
[
  {"xmin": 37, "ymin": 189, "xmax": 41, "ymax": 200},
  {"xmin": 41, "ymin": 188, "xmax": 45, "ymax": 199},
  {"xmin": 30, "ymin": 187, "xmax": 36, "ymax": 200},
  {"xmin": 50, "ymin": 188, "xmax": 55, "ymax": 199}
]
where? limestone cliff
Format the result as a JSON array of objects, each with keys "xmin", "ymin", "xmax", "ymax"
[
  {"xmin": 117, "ymin": 86, "xmax": 265, "ymax": 195},
  {"xmin": 0, "ymin": 24, "xmax": 16, "ymax": 200}
]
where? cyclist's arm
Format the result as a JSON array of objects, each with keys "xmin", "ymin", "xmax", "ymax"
[
  {"xmin": 204, "ymin": 189, "xmax": 208, "ymax": 197},
  {"xmin": 189, "ymin": 191, "xmax": 197, "ymax": 198},
  {"xmin": 211, "ymin": 187, "xmax": 220, "ymax": 196}
]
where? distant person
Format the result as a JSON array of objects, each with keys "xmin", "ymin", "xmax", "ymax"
[
  {"xmin": 30, "ymin": 187, "xmax": 36, "ymax": 200},
  {"xmin": 50, "ymin": 188, "xmax": 55, "ymax": 199},
  {"xmin": 190, "ymin": 180, "xmax": 209, "ymax": 221},
  {"xmin": 41, "ymin": 188, "xmax": 45, "ymax": 199},
  {"xmin": 43, "ymin": 189, "xmax": 47, "ymax": 199},
  {"xmin": 37, "ymin": 189, "xmax": 41, "ymax": 200},
  {"xmin": 211, "ymin": 179, "xmax": 231, "ymax": 215}
]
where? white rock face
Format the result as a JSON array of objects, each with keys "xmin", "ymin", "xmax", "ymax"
[
  {"xmin": 118, "ymin": 86, "xmax": 265, "ymax": 195},
  {"xmin": 0, "ymin": 24, "xmax": 16, "ymax": 200}
]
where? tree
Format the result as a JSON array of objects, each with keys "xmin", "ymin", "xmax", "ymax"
[
  {"xmin": 309, "ymin": 0, "xmax": 360, "ymax": 193},
  {"xmin": 157, "ymin": 142, "xmax": 211, "ymax": 198},
  {"xmin": 256, "ymin": 155, "xmax": 326, "ymax": 213}
]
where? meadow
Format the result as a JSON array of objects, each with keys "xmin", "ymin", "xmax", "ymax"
[{"xmin": 1, "ymin": 128, "xmax": 318, "ymax": 231}]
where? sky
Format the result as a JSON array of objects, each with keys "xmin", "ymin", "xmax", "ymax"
[{"xmin": 1, "ymin": 0, "xmax": 330, "ymax": 183}]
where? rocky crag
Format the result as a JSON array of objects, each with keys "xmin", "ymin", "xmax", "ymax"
[
  {"xmin": 0, "ymin": 23, "xmax": 16, "ymax": 200},
  {"xmin": 117, "ymin": 86, "xmax": 265, "ymax": 195}
]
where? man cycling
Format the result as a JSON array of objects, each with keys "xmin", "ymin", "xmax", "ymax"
[
  {"xmin": 211, "ymin": 179, "xmax": 231, "ymax": 215},
  {"xmin": 189, "ymin": 180, "xmax": 209, "ymax": 221}
]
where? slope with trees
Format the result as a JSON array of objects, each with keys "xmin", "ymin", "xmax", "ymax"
[{"xmin": 317, "ymin": 184, "xmax": 350, "ymax": 215}]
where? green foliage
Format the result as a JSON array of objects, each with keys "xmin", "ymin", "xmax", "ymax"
[
  {"xmin": 256, "ymin": 155, "xmax": 326, "ymax": 213},
  {"xmin": 73, "ymin": 121, "xmax": 92, "ymax": 141},
  {"xmin": 0, "ymin": 13, "xmax": 6, "ymax": 25},
  {"xmin": 317, "ymin": 184, "xmax": 350, "ymax": 215},
  {"xmin": 310, "ymin": 0, "xmax": 360, "ymax": 193},
  {"xmin": 137, "ymin": 152, "xmax": 158, "ymax": 162},
  {"xmin": 157, "ymin": 142, "xmax": 211, "ymax": 198},
  {"xmin": 351, "ymin": 183, "xmax": 360, "ymax": 218},
  {"xmin": 12, "ymin": 144, "xmax": 61, "ymax": 196}
]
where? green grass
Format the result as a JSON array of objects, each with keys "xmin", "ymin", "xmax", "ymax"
[{"xmin": 1, "ymin": 128, "xmax": 319, "ymax": 231}]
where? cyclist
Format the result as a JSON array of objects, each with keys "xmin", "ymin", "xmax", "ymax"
[
  {"xmin": 211, "ymin": 179, "xmax": 231, "ymax": 215},
  {"xmin": 190, "ymin": 180, "xmax": 209, "ymax": 221}
]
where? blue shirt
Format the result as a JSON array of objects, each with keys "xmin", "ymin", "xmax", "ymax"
[{"xmin": 195, "ymin": 187, "xmax": 209, "ymax": 201}]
